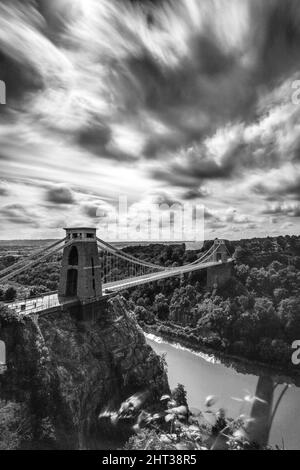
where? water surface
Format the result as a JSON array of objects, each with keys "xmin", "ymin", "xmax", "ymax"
[{"xmin": 147, "ymin": 335, "xmax": 300, "ymax": 450}]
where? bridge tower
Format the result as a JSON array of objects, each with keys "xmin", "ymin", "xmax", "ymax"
[
  {"xmin": 212, "ymin": 239, "xmax": 228, "ymax": 263},
  {"xmin": 58, "ymin": 228, "xmax": 102, "ymax": 301},
  {"xmin": 207, "ymin": 239, "xmax": 231, "ymax": 288}
]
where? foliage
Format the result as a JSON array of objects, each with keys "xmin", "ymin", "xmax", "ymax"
[
  {"xmin": 123, "ymin": 386, "xmax": 271, "ymax": 451},
  {"xmin": 0, "ymin": 303, "xmax": 24, "ymax": 325},
  {"xmin": 4, "ymin": 287, "xmax": 17, "ymax": 301},
  {"xmin": 172, "ymin": 384, "xmax": 188, "ymax": 409},
  {"xmin": 124, "ymin": 235, "xmax": 300, "ymax": 369},
  {"xmin": 0, "ymin": 401, "xmax": 32, "ymax": 450}
]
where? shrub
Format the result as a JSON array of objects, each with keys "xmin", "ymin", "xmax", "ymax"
[
  {"xmin": 4, "ymin": 287, "xmax": 17, "ymax": 302},
  {"xmin": 0, "ymin": 303, "xmax": 23, "ymax": 325}
]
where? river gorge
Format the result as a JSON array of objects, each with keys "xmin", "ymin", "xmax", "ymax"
[{"xmin": 147, "ymin": 334, "xmax": 300, "ymax": 450}]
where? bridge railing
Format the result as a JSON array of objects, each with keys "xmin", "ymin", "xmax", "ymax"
[
  {"xmin": 4, "ymin": 291, "xmax": 60, "ymax": 315},
  {"xmin": 3, "ymin": 290, "xmax": 59, "ymax": 304}
]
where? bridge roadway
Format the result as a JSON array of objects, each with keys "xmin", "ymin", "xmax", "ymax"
[{"xmin": 5, "ymin": 260, "xmax": 226, "ymax": 315}]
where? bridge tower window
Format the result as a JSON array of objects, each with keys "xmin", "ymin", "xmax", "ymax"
[{"xmin": 68, "ymin": 246, "xmax": 79, "ymax": 266}]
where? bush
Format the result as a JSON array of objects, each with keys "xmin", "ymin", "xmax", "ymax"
[
  {"xmin": 4, "ymin": 287, "xmax": 17, "ymax": 302},
  {"xmin": 172, "ymin": 384, "xmax": 188, "ymax": 409},
  {"xmin": 0, "ymin": 303, "xmax": 23, "ymax": 325}
]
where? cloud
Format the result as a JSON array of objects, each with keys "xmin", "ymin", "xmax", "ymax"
[
  {"xmin": 0, "ymin": 203, "xmax": 39, "ymax": 226},
  {"xmin": 0, "ymin": 181, "xmax": 9, "ymax": 196},
  {"xmin": 253, "ymin": 168, "xmax": 300, "ymax": 201},
  {"xmin": 46, "ymin": 185, "xmax": 75, "ymax": 205},
  {"xmin": 181, "ymin": 187, "xmax": 209, "ymax": 200},
  {"xmin": 262, "ymin": 202, "xmax": 300, "ymax": 217},
  {"xmin": 81, "ymin": 202, "xmax": 108, "ymax": 219},
  {"xmin": 207, "ymin": 220, "xmax": 227, "ymax": 231},
  {"xmin": 152, "ymin": 192, "xmax": 180, "ymax": 207}
]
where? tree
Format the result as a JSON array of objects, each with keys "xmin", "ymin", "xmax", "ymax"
[
  {"xmin": 234, "ymin": 311, "xmax": 261, "ymax": 343},
  {"xmin": 4, "ymin": 287, "xmax": 16, "ymax": 302},
  {"xmin": 252, "ymin": 297, "xmax": 280, "ymax": 338},
  {"xmin": 273, "ymin": 288, "xmax": 289, "ymax": 304},
  {"xmin": 134, "ymin": 306, "xmax": 155, "ymax": 324},
  {"xmin": 197, "ymin": 298, "xmax": 234, "ymax": 340},
  {"xmin": 278, "ymin": 297, "xmax": 300, "ymax": 341},
  {"xmin": 172, "ymin": 384, "xmax": 188, "ymax": 409},
  {"xmin": 235, "ymin": 264, "xmax": 250, "ymax": 283},
  {"xmin": 153, "ymin": 294, "xmax": 169, "ymax": 321}
]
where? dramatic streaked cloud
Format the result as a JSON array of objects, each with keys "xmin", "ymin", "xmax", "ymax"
[
  {"xmin": 0, "ymin": 0, "xmax": 299, "ymax": 239},
  {"xmin": 0, "ymin": 203, "xmax": 39, "ymax": 227}
]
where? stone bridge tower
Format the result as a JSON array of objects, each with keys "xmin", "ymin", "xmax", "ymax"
[
  {"xmin": 207, "ymin": 239, "xmax": 231, "ymax": 288},
  {"xmin": 212, "ymin": 239, "xmax": 229, "ymax": 263},
  {"xmin": 58, "ymin": 228, "xmax": 102, "ymax": 301}
]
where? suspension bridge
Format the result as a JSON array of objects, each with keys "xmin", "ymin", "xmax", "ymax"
[{"xmin": 0, "ymin": 228, "xmax": 232, "ymax": 317}]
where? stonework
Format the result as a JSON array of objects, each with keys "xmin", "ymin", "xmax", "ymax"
[
  {"xmin": 207, "ymin": 262, "xmax": 232, "ymax": 288},
  {"xmin": 212, "ymin": 239, "xmax": 229, "ymax": 263},
  {"xmin": 58, "ymin": 228, "xmax": 102, "ymax": 301}
]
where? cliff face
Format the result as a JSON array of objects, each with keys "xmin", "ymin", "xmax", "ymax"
[{"xmin": 0, "ymin": 296, "xmax": 169, "ymax": 450}]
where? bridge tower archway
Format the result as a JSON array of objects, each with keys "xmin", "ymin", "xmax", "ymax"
[
  {"xmin": 212, "ymin": 239, "xmax": 229, "ymax": 263},
  {"xmin": 66, "ymin": 269, "xmax": 78, "ymax": 297},
  {"xmin": 68, "ymin": 246, "xmax": 78, "ymax": 266}
]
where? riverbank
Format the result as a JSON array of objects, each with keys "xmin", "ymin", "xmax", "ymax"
[{"xmin": 142, "ymin": 322, "xmax": 300, "ymax": 386}]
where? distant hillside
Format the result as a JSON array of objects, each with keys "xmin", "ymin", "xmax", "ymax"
[
  {"xmin": 0, "ymin": 239, "xmax": 199, "ymax": 250},
  {"xmin": 0, "ymin": 239, "xmax": 58, "ymax": 247}
]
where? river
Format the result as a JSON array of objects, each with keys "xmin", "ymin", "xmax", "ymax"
[{"xmin": 147, "ymin": 334, "xmax": 300, "ymax": 450}]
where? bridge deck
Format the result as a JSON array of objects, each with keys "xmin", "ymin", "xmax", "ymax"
[{"xmin": 5, "ymin": 260, "xmax": 226, "ymax": 315}]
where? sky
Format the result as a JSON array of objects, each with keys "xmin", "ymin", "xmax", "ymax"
[{"xmin": 0, "ymin": 0, "xmax": 299, "ymax": 241}]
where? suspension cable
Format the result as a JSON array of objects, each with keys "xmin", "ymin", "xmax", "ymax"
[
  {"xmin": 0, "ymin": 239, "xmax": 71, "ymax": 283},
  {"xmin": 0, "ymin": 237, "xmax": 66, "ymax": 278},
  {"xmin": 97, "ymin": 238, "xmax": 166, "ymax": 271},
  {"xmin": 97, "ymin": 237, "xmax": 222, "ymax": 271}
]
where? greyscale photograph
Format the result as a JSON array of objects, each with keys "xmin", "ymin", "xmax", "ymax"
[{"xmin": 0, "ymin": 0, "xmax": 299, "ymax": 454}]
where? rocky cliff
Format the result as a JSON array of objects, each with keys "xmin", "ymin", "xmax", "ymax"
[{"xmin": 0, "ymin": 296, "xmax": 169, "ymax": 450}]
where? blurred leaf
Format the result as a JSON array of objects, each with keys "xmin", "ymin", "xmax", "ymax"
[
  {"xmin": 205, "ymin": 395, "xmax": 218, "ymax": 407},
  {"xmin": 189, "ymin": 407, "xmax": 201, "ymax": 417},
  {"xmin": 165, "ymin": 414, "xmax": 174, "ymax": 423},
  {"xmin": 160, "ymin": 394, "xmax": 171, "ymax": 401}
]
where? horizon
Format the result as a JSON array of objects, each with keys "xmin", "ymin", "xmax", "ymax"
[{"xmin": 0, "ymin": 232, "xmax": 297, "ymax": 244}]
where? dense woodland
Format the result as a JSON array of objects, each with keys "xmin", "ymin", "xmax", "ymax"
[
  {"xmin": 125, "ymin": 236, "xmax": 300, "ymax": 369},
  {"xmin": 0, "ymin": 235, "xmax": 299, "ymax": 369}
]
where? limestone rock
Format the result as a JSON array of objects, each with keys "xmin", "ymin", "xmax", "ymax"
[{"xmin": 0, "ymin": 296, "xmax": 169, "ymax": 449}]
